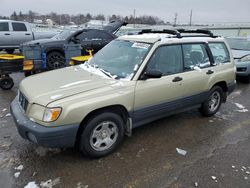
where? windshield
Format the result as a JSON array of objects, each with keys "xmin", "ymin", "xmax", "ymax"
[
  {"xmin": 81, "ymin": 40, "xmax": 151, "ymax": 80},
  {"xmin": 52, "ymin": 30, "xmax": 75, "ymax": 40},
  {"xmin": 226, "ymin": 38, "xmax": 250, "ymax": 51}
]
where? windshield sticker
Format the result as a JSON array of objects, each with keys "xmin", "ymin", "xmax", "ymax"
[{"xmin": 132, "ymin": 43, "xmax": 150, "ymax": 49}]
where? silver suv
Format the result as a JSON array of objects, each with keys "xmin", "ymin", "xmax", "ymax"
[{"xmin": 11, "ymin": 29, "xmax": 236, "ymax": 158}]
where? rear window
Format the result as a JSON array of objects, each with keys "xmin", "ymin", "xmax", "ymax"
[
  {"xmin": 208, "ymin": 43, "xmax": 230, "ymax": 64},
  {"xmin": 0, "ymin": 22, "xmax": 9, "ymax": 31},
  {"xmin": 12, "ymin": 22, "xmax": 27, "ymax": 31}
]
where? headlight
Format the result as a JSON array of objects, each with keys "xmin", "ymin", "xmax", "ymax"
[
  {"xmin": 43, "ymin": 107, "xmax": 62, "ymax": 122},
  {"xmin": 240, "ymin": 55, "xmax": 250, "ymax": 62}
]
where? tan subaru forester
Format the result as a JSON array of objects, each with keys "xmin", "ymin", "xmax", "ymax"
[{"xmin": 11, "ymin": 29, "xmax": 236, "ymax": 158}]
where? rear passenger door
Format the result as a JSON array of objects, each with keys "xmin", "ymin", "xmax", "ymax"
[
  {"xmin": 133, "ymin": 43, "xmax": 213, "ymax": 126},
  {"xmin": 77, "ymin": 30, "xmax": 114, "ymax": 54},
  {"xmin": 0, "ymin": 22, "xmax": 13, "ymax": 46},
  {"xmin": 180, "ymin": 43, "xmax": 215, "ymax": 98},
  {"xmin": 90, "ymin": 30, "xmax": 114, "ymax": 52},
  {"xmin": 11, "ymin": 22, "xmax": 33, "ymax": 46}
]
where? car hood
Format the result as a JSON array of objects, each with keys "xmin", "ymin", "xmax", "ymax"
[
  {"xmin": 231, "ymin": 50, "xmax": 250, "ymax": 59},
  {"xmin": 19, "ymin": 66, "xmax": 119, "ymax": 106},
  {"xmin": 103, "ymin": 20, "xmax": 127, "ymax": 34},
  {"xmin": 23, "ymin": 38, "xmax": 65, "ymax": 46}
]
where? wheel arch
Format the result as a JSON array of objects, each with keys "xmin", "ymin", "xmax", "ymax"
[
  {"xmin": 75, "ymin": 105, "xmax": 131, "ymax": 147},
  {"xmin": 46, "ymin": 48, "xmax": 65, "ymax": 57},
  {"xmin": 211, "ymin": 81, "xmax": 228, "ymax": 102}
]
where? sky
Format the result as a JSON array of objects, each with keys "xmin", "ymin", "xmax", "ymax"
[{"xmin": 0, "ymin": 0, "xmax": 250, "ymax": 24}]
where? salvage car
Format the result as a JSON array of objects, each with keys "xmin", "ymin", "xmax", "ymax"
[
  {"xmin": 226, "ymin": 37, "xmax": 250, "ymax": 83},
  {"xmin": 21, "ymin": 20, "xmax": 127, "ymax": 71},
  {"xmin": 0, "ymin": 20, "xmax": 57, "ymax": 54},
  {"xmin": 11, "ymin": 29, "xmax": 236, "ymax": 158}
]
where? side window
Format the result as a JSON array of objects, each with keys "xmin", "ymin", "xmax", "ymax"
[
  {"xmin": 76, "ymin": 31, "xmax": 95, "ymax": 41},
  {"xmin": 93, "ymin": 31, "xmax": 113, "ymax": 40},
  {"xmin": 0, "ymin": 22, "xmax": 9, "ymax": 31},
  {"xmin": 12, "ymin": 22, "xmax": 27, "ymax": 31},
  {"xmin": 147, "ymin": 45, "xmax": 183, "ymax": 76},
  {"xmin": 183, "ymin": 43, "xmax": 210, "ymax": 70},
  {"xmin": 208, "ymin": 43, "xmax": 230, "ymax": 64}
]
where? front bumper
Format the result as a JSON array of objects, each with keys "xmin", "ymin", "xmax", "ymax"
[
  {"xmin": 235, "ymin": 62, "xmax": 250, "ymax": 77},
  {"xmin": 10, "ymin": 97, "xmax": 79, "ymax": 148}
]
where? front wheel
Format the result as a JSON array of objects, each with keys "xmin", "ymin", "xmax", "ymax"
[
  {"xmin": 199, "ymin": 86, "xmax": 223, "ymax": 117},
  {"xmin": 0, "ymin": 76, "xmax": 14, "ymax": 90},
  {"xmin": 79, "ymin": 112, "xmax": 125, "ymax": 158}
]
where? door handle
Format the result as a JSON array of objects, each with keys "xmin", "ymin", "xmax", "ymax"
[
  {"xmin": 172, "ymin": 76, "xmax": 183, "ymax": 82},
  {"xmin": 4, "ymin": 33, "xmax": 10, "ymax": 35},
  {"xmin": 25, "ymin": 33, "xmax": 31, "ymax": 35},
  {"xmin": 206, "ymin": 70, "xmax": 214, "ymax": 75}
]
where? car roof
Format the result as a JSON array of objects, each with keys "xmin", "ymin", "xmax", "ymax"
[
  {"xmin": 119, "ymin": 33, "xmax": 225, "ymax": 44},
  {"xmin": 0, "ymin": 19, "xmax": 27, "ymax": 23}
]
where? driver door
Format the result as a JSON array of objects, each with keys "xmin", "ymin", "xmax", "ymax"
[{"xmin": 133, "ymin": 45, "xmax": 186, "ymax": 126}]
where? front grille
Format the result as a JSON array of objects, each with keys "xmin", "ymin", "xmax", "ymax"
[{"xmin": 18, "ymin": 91, "xmax": 29, "ymax": 112}]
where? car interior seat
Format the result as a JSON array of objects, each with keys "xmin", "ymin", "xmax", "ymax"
[{"xmin": 190, "ymin": 51, "xmax": 203, "ymax": 66}]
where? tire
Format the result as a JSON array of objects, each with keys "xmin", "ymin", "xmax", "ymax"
[
  {"xmin": 199, "ymin": 86, "xmax": 223, "ymax": 117},
  {"xmin": 46, "ymin": 51, "xmax": 65, "ymax": 70},
  {"xmin": 79, "ymin": 112, "xmax": 125, "ymax": 158},
  {"xmin": 5, "ymin": 49, "xmax": 14, "ymax": 54},
  {"xmin": 0, "ymin": 76, "xmax": 14, "ymax": 90},
  {"xmin": 245, "ymin": 75, "xmax": 250, "ymax": 83}
]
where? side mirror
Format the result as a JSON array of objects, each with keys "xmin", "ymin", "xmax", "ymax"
[{"xmin": 141, "ymin": 69, "xmax": 162, "ymax": 80}]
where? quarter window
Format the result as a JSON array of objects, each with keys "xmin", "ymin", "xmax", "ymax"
[
  {"xmin": 147, "ymin": 45, "xmax": 183, "ymax": 76},
  {"xmin": 183, "ymin": 43, "xmax": 210, "ymax": 70},
  {"xmin": 12, "ymin": 22, "xmax": 27, "ymax": 31},
  {"xmin": 0, "ymin": 22, "xmax": 9, "ymax": 31},
  {"xmin": 208, "ymin": 43, "xmax": 230, "ymax": 64}
]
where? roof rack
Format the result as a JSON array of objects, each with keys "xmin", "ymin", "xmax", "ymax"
[
  {"xmin": 177, "ymin": 29, "xmax": 216, "ymax": 38},
  {"xmin": 138, "ymin": 29, "xmax": 181, "ymax": 38},
  {"xmin": 138, "ymin": 28, "xmax": 217, "ymax": 38}
]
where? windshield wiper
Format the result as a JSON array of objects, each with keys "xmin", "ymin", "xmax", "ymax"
[
  {"xmin": 97, "ymin": 67, "xmax": 116, "ymax": 79},
  {"xmin": 86, "ymin": 63, "xmax": 116, "ymax": 79},
  {"xmin": 231, "ymin": 48, "xmax": 244, "ymax": 50}
]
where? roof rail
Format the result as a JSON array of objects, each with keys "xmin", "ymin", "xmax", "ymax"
[
  {"xmin": 177, "ymin": 29, "xmax": 217, "ymax": 38},
  {"xmin": 138, "ymin": 28, "xmax": 217, "ymax": 38},
  {"xmin": 138, "ymin": 29, "xmax": 182, "ymax": 38}
]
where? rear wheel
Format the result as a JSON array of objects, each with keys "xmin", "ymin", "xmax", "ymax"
[
  {"xmin": 46, "ymin": 51, "xmax": 65, "ymax": 70},
  {"xmin": 79, "ymin": 112, "xmax": 125, "ymax": 158},
  {"xmin": 0, "ymin": 76, "xmax": 14, "ymax": 90},
  {"xmin": 199, "ymin": 86, "xmax": 223, "ymax": 117}
]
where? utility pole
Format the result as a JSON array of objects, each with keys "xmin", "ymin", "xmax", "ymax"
[
  {"xmin": 133, "ymin": 9, "xmax": 136, "ymax": 28},
  {"xmin": 189, "ymin": 9, "xmax": 193, "ymax": 26},
  {"xmin": 173, "ymin": 13, "xmax": 178, "ymax": 27},
  {"xmin": 59, "ymin": 15, "xmax": 62, "ymax": 25}
]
